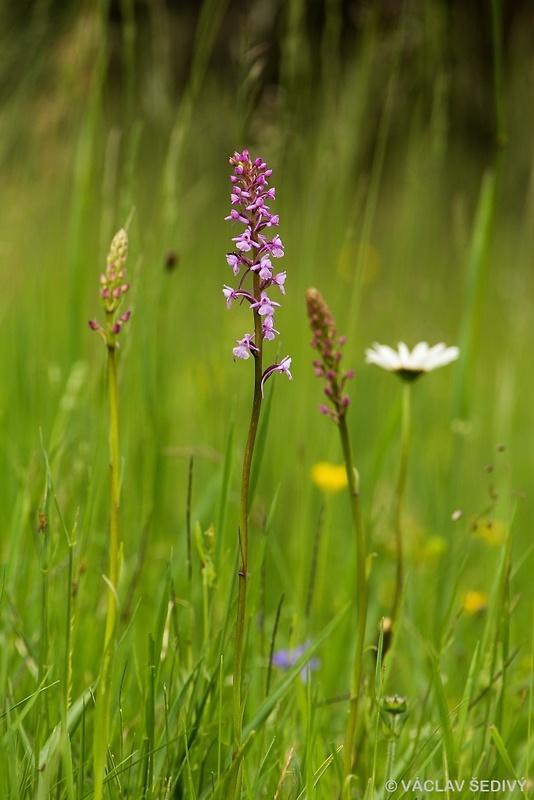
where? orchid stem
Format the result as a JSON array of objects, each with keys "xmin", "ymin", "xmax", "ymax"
[{"xmin": 231, "ymin": 281, "xmax": 263, "ymax": 799}]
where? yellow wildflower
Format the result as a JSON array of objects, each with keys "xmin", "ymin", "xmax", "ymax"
[
  {"xmin": 463, "ymin": 590, "xmax": 489, "ymax": 615},
  {"xmin": 311, "ymin": 462, "xmax": 348, "ymax": 493},
  {"xmin": 471, "ymin": 518, "xmax": 506, "ymax": 547}
]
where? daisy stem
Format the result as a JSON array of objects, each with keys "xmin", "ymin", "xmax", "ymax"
[
  {"xmin": 231, "ymin": 275, "xmax": 263, "ymax": 798},
  {"xmin": 339, "ymin": 413, "xmax": 368, "ymax": 791},
  {"xmin": 93, "ymin": 325, "xmax": 121, "ymax": 800},
  {"xmin": 391, "ymin": 380, "xmax": 411, "ymax": 627}
]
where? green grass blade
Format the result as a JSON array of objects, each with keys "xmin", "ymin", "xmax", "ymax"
[{"xmin": 431, "ymin": 661, "xmax": 457, "ymax": 782}]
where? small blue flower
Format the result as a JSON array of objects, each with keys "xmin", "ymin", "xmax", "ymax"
[{"xmin": 272, "ymin": 641, "xmax": 320, "ymax": 683}]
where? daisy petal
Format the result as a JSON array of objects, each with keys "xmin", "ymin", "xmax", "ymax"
[{"xmin": 366, "ymin": 341, "xmax": 459, "ymax": 378}]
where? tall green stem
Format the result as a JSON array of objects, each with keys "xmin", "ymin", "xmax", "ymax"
[
  {"xmin": 231, "ymin": 275, "xmax": 263, "ymax": 795},
  {"xmin": 93, "ymin": 333, "xmax": 121, "ymax": 800},
  {"xmin": 340, "ymin": 414, "xmax": 368, "ymax": 790},
  {"xmin": 391, "ymin": 381, "xmax": 411, "ymax": 627},
  {"xmin": 107, "ymin": 340, "xmax": 121, "ymax": 599}
]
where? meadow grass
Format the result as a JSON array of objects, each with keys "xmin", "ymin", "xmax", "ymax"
[{"xmin": 0, "ymin": 1, "xmax": 533, "ymax": 797}]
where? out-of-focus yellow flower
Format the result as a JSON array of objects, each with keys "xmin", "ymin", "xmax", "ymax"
[
  {"xmin": 463, "ymin": 590, "xmax": 489, "ymax": 615},
  {"xmin": 311, "ymin": 462, "xmax": 348, "ymax": 493},
  {"xmin": 410, "ymin": 535, "xmax": 448, "ymax": 567},
  {"xmin": 470, "ymin": 518, "xmax": 506, "ymax": 547}
]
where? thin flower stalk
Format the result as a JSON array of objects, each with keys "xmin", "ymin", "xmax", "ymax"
[
  {"xmin": 338, "ymin": 408, "xmax": 368, "ymax": 791},
  {"xmin": 305, "ymin": 288, "xmax": 367, "ymax": 789},
  {"xmin": 392, "ymin": 380, "xmax": 410, "ymax": 626},
  {"xmin": 224, "ymin": 151, "xmax": 290, "ymax": 792},
  {"xmin": 89, "ymin": 228, "xmax": 131, "ymax": 800},
  {"xmin": 365, "ymin": 342, "xmax": 459, "ymax": 629}
]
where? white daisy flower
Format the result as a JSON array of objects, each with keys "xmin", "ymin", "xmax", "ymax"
[{"xmin": 365, "ymin": 341, "xmax": 459, "ymax": 379}]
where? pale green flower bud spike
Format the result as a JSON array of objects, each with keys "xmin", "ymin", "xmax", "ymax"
[{"xmin": 89, "ymin": 228, "xmax": 132, "ymax": 348}]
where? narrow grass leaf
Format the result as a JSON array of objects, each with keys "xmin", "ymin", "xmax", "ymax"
[
  {"xmin": 431, "ymin": 662, "xmax": 457, "ymax": 782},
  {"xmin": 454, "ymin": 640, "xmax": 480, "ymax": 763},
  {"xmin": 294, "ymin": 745, "xmax": 343, "ymax": 799},
  {"xmin": 38, "ymin": 684, "xmax": 95, "ymax": 769},
  {"xmin": 200, "ymin": 730, "xmax": 256, "ymax": 800},
  {"xmin": 488, "ymin": 724, "xmax": 519, "ymax": 779}
]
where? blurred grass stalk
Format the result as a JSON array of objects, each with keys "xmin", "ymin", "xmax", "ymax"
[
  {"xmin": 453, "ymin": 0, "xmax": 506, "ymax": 423},
  {"xmin": 452, "ymin": 170, "xmax": 497, "ymax": 423},
  {"xmin": 34, "ymin": 450, "xmax": 52, "ymax": 787},
  {"xmin": 162, "ymin": 0, "xmax": 229, "ymax": 243}
]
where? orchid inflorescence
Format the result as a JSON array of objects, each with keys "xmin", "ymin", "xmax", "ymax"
[
  {"xmin": 89, "ymin": 229, "xmax": 131, "ymax": 343},
  {"xmin": 224, "ymin": 150, "xmax": 291, "ymax": 394},
  {"xmin": 305, "ymin": 287, "xmax": 354, "ymax": 422}
]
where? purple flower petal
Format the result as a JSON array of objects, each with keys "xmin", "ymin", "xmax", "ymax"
[{"xmin": 250, "ymin": 292, "xmax": 280, "ymax": 316}]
